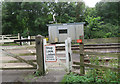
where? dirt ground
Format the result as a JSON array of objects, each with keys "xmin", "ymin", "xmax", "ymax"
[{"xmin": 2, "ymin": 69, "xmax": 66, "ymax": 82}]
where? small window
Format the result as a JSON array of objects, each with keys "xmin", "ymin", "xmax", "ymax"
[{"xmin": 59, "ymin": 29, "xmax": 67, "ymax": 34}]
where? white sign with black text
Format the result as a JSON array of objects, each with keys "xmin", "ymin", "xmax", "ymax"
[{"xmin": 45, "ymin": 45, "xmax": 56, "ymax": 62}]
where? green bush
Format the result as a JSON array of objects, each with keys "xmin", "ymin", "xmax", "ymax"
[
  {"xmin": 61, "ymin": 71, "xmax": 119, "ymax": 83},
  {"xmin": 61, "ymin": 56, "xmax": 120, "ymax": 83},
  {"xmin": 61, "ymin": 72, "xmax": 103, "ymax": 83}
]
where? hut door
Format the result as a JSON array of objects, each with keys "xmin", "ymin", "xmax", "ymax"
[{"xmin": 58, "ymin": 28, "xmax": 68, "ymax": 42}]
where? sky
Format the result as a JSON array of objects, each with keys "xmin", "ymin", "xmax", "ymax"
[
  {"xmin": 83, "ymin": 0, "xmax": 101, "ymax": 7},
  {"xmin": 0, "ymin": 0, "xmax": 101, "ymax": 8}
]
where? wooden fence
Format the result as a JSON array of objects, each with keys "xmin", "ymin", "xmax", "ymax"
[
  {"xmin": 72, "ymin": 36, "xmax": 120, "ymax": 79},
  {"xmin": 0, "ymin": 33, "xmax": 36, "ymax": 45},
  {"xmin": 84, "ymin": 37, "xmax": 120, "ymax": 44},
  {"xmin": 0, "ymin": 34, "xmax": 19, "ymax": 43}
]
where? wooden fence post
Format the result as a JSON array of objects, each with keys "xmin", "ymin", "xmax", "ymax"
[
  {"xmin": 2, "ymin": 35, "xmax": 4, "ymax": 41},
  {"xmin": 118, "ymin": 55, "xmax": 120, "ymax": 81},
  {"xmin": 35, "ymin": 35, "xmax": 45, "ymax": 75},
  {"xmin": 21, "ymin": 36, "xmax": 24, "ymax": 45},
  {"xmin": 79, "ymin": 36, "xmax": 85, "ymax": 74},
  {"xmin": 28, "ymin": 36, "xmax": 31, "ymax": 45},
  {"xmin": 2, "ymin": 35, "xmax": 4, "ymax": 44},
  {"xmin": 18, "ymin": 33, "xmax": 22, "ymax": 45}
]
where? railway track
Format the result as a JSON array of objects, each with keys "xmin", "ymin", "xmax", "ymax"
[{"xmin": 56, "ymin": 43, "xmax": 120, "ymax": 52}]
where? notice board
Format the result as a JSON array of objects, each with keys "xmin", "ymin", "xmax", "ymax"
[{"xmin": 45, "ymin": 45, "xmax": 56, "ymax": 62}]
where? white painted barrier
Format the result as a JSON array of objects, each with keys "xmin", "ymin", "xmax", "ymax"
[
  {"xmin": 43, "ymin": 39, "xmax": 47, "ymax": 72},
  {"xmin": 0, "ymin": 35, "xmax": 18, "ymax": 44},
  {"xmin": 65, "ymin": 37, "xmax": 72, "ymax": 72},
  {"xmin": 43, "ymin": 37, "xmax": 72, "ymax": 72}
]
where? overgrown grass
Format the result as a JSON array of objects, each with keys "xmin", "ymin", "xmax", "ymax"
[
  {"xmin": 61, "ymin": 72, "xmax": 103, "ymax": 83},
  {"xmin": 61, "ymin": 70, "xmax": 119, "ymax": 83},
  {"xmin": 61, "ymin": 55, "xmax": 120, "ymax": 83}
]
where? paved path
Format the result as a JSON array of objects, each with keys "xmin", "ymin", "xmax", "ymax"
[{"xmin": 2, "ymin": 69, "xmax": 66, "ymax": 82}]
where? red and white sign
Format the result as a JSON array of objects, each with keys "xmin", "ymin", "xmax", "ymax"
[
  {"xmin": 77, "ymin": 39, "xmax": 82, "ymax": 43},
  {"xmin": 45, "ymin": 45, "xmax": 57, "ymax": 62}
]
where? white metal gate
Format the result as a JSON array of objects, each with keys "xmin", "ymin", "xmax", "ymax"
[{"xmin": 43, "ymin": 37, "xmax": 72, "ymax": 72}]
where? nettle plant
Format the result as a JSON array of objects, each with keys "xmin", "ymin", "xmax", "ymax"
[
  {"xmin": 88, "ymin": 56, "xmax": 119, "ymax": 82},
  {"xmin": 62, "ymin": 55, "xmax": 119, "ymax": 83}
]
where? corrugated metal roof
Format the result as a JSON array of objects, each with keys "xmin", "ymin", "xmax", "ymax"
[{"xmin": 47, "ymin": 22, "xmax": 85, "ymax": 26}]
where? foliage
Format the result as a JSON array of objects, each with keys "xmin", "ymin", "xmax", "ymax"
[
  {"xmin": 2, "ymin": 2, "xmax": 85, "ymax": 37},
  {"xmin": 62, "ymin": 72, "xmax": 96, "ymax": 83},
  {"xmin": 62, "ymin": 55, "xmax": 120, "ymax": 83},
  {"xmin": 34, "ymin": 70, "xmax": 44, "ymax": 77},
  {"xmin": 61, "ymin": 71, "xmax": 119, "ymax": 83},
  {"xmin": 101, "ymin": 23, "xmax": 120, "ymax": 38},
  {"xmin": 2, "ymin": 1, "xmax": 119, "ymax": 39},
  {"xmin": 85, "ymin": 15, "xmax": 104, "ymax": 39},
  {"xmin": 84, "ymin": 2, "xmax": 119, "ymax": 39},
  {"xmin": 95, "ymin": 2, "xmax": 120, "ymax": 25}
]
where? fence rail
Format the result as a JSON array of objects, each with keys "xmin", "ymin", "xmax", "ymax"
[
  {"xmin": 0, "ymin": 34, "xmax": 19, "ymax": 43},
  {"xmin": 73, "ymin": 61, "xmax": 120, "ymax": 72},
  {"xmin": 56, "ymin": 43, "xmax": 120, "ymax": 52},
  {"xmin": 72, "ymin": 36, "xmax": 120, "ymax": 79},
  {"xmin": 0, "ymin": 34, "xmax": 35, "ymax": 45}
]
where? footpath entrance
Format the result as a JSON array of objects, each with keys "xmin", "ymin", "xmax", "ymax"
[
  {"xmin": 1, "ymin": 35, "xmax": 73, "ymax": 82},
  {"xmin": 35, "ymin": 35, "xmax": 72, "ymax": 75}
]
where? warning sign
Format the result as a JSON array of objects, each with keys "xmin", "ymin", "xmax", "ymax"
[{"xmin": 45, "ymin": 45, "xmax": 56, "ymax": 62}]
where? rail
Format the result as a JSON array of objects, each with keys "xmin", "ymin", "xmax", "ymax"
[
  {"xmin": 56, "ymin": 43, "xmax": 120, "ymax": 51},
  {"xmin": 72, "ymin": 36, "xmax": 120, "ymax": 80},
  {"xmin": 73, "ymin": 61, "xmax": 120, "ymax": 72}
]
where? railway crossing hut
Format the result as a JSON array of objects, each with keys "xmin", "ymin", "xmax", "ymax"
[{"xmin": 47, "ymin": 22, "xmax": 85, "ymax": 43}]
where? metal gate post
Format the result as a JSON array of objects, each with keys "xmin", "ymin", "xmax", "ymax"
[
  {"xmin": 65, "ymin": 37, "xmax": 72, "ymax": 73},
  {"xmin": 68, "ymin": 37, "xmax": 72, "ymax": 72},
  {"xmin": 65, "ymin": 38, "xmax": 69, "ymax": 72},
  {"xmin": 43, "ymin": 38, "xmax": 47, "ymax": 72}
]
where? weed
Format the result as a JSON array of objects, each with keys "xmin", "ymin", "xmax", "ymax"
[
  {"xmin": 34, "ymin": 70, "xmax": 45, "ymax": 77},
  {"xmin": 61, "ymin": 54, "xmax": 120, "ymax": 83}
]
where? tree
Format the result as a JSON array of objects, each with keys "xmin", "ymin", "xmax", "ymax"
[
  {"xmin": 2, "ymin": 2, "xmax": 52, "ymax": 36},
  {"xmin": 95, "ymin": 2, "xmax": 119, "ymax": 25},
  {"xmin": 85, "ymin": 15, "xmax": 104, "ymax": 39},
  {"xmin": 2, "ymin": 2, "xmax": 22, "ymax": 34},
  {"xmin": 2, "ymin": 1, "xmax": 119, "ymax": 39}
]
